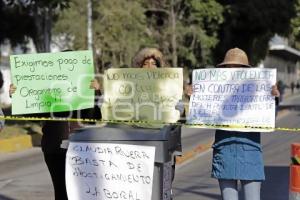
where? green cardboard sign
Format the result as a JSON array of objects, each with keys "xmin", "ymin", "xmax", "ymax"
[{"xmin": 10, "ymin": 50, "xmax": 95, "ymax": 115}]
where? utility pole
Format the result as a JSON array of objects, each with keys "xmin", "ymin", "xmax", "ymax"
[
  {"xmin": 170, "ymin": 0, "xmax": 177, "ymax": 67},
  {"xmin": 87, "ymin": 0, "xmax": 99, "ymax": 73},
  {"xmin": 87, "ymin": 0, "xmax": 93, "ymax": 50}
]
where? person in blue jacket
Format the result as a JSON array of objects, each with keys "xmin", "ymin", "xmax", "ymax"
[{"xmin": 211, "ymin": 48, "xmax": 280, "ymax": 200}]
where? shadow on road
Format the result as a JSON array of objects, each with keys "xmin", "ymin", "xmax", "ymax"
[
  {"xmin": 173, "ymin": 165, "xmax": 289, "ymax": 200},
  {"xmin": 173, "ymin": 183, "xmax": 220, "ymax": 200},
  {"xmin": 262, "ymin": 166, "xmax": 289, "ymax": 200},
  {"xmin": 279, "ymin": 105, "xmax": 300, "ymax": 111},
  {"xmin": 0, "ymin": 194, "xmax": 15, "ymax": 200}
]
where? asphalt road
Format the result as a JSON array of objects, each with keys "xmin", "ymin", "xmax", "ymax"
[
  {"xmin": 0, "ymin": 125, "xmax": 215, "ymax": 200},
  {"xmin": 0, "ymin": 93, "xmax": 299, "ymax": 200},
  {"xmin": 173, "ymin": 99, "xmax": 300, "ymax": 200}
]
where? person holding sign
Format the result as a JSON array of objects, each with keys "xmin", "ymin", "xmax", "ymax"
[
  {"xmin": 9, "ymin": 80, "xmax": 100, "ymax": 200},
  {"xmin": 210, "ymin": 48, "xmax": 280, "ymax": 200},
  {"xmin": 132, "ymin": 47, "xmax": 168, "ymax": 68},
  {"xmin": 96, "ymin": 47, "xmax": 185, "ymax": 116},
  {"xmin": 133, "ymin": 48, "xmax": 185, "ymax": 199},
  {"xmin": 132, "ymin": 47, "xmax": 185, "ymax": 115},
  {"xmin": 9, "ymin": 53, "xmax": 101, "ymax": 200},
  {"xmin": 93, "ymin": 48, "xmax": 184, "ymax": 199}
]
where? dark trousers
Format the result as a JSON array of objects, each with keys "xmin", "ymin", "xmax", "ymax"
[{"xmin": 43, "ymin": 151, "xmax": 68, "ymax": 200}]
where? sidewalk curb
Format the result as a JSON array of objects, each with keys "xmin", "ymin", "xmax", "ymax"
[
  {"xmin": 0, "ymin": 100, "xmax": 293, "ymax": 154},
  {"xmin": 175, "ymin": 107, "xmax": 292, "ymax": 167},
  {"xmin": 0, "ymin": 135, "xmax": 32, "ymax": 153},
  {"xmin": 176, "ymin": 141, "xmax": 214, "ymax": 166}
]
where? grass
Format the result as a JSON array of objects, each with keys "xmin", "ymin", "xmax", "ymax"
[{"xmin": 0, "ymin": 122, "xmax": 42, "ymax": 140}]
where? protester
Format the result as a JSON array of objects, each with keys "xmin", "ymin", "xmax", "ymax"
[
  {"xmin": 93, "ymin": 47, "xmax": 184, "ymax": 199},
  {"xmin": 132, "ymin": 47, "xmax": 168, "ymax": 68},
  {"xmin": 210, "ymin": 48, "xmax": 280, "ymax": 200},
  {"xmin": 291, "ymin": 81, "xmax": 295, "ymax": 94},
  {"xmin": 182, "ymin": 71, "xmax": 193, "ymax": 120},
  {"xmin": 0, "ymin": 71, "xmax": 5, "ymax": 130},
  {"xmin": 277, "ymin": 80, "xmax": 285, "ymax": 102},
  {"xmin": 9, "ymin": 80, "xmax": 100, "ymax": 200}
]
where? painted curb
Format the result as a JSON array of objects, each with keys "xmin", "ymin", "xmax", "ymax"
[
  {"xmin": 0, "ymin": 104, "xmax": 292, "ymax": 154},
  {"xmin": 175, "ymin": 108, "xmax": 290, "ymax": 166},
  {"xmin": 0, "ymin": 135, "xmax": 33, "ymax": 153},
  {"xmin": 176, "ymin": 141, "xmax": 214, "ymax": 165}
]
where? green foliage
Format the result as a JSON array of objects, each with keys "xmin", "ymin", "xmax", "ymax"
[
  {"xmin": 53, "ymin": 0, "xmax": 87, "ymax": 50},
  {"xmin": 54, "ymin": 0, "xmax": 155, "ymax": 70},
  {"xmin": 0, "ymin": 1, "xmax": 34, "ymax": 46},
  {"xmin": 93, "ymin": 0, "xmax": 155, "ymax": 68},
  {"xmin": 2, "ymin": 0, "xmax": 299, "ymax": 68},
  {"xmin": 290, "ymin": 0, "xmax": 300, "ymax": 49},
  {"xmin": 0, "ymin": 0, "xmax": 70, "ymax": 52},
  {"xmin": 143, "ymin": 0, "xmax": 223, "ymax": 68},
  {"xmin": 214, "ymin": 0, "xmax": 297, "ymax": 65},
  {"xmin": 177, "ymin": 0, "xmax": 224, "ymax": 67}
]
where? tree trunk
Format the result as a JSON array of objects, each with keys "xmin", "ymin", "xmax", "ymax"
[
  {"xmin": 87, "ymin": 0, "xmax": 93, "ymax": 51},
  {"xmin": 32, "ymin": 6, "xmax": 52, "ymax": 53},
  {"xmin": 44, "ymin": 7, "xmax": 52, "ymax": 52}
]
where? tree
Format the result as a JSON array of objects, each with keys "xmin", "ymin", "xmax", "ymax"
[
  {"xmin": 0, "ymin": 1, "xmax": 34, "ymax": 48},
  {"xmin": 145, "ymin": 0, "xmax": 224, "ymax": 68},
  {"xmin": 177, "ymin": 0, "xmax": 224, "ymax": 67},
  {"xmin": 214, "ymin": 0, "xmax": 297, "ymax": 65},
  {"xmin": 93, "ymin": 0, "xmax": 154, "ymax": 69},
  {"xmin": 54, "ymin": 0, "xmax": 223, "ymax": 69},
  {"xmin": 53, "ymin": 0, "xmax": 87, "ymax": 50},
  {"xmin": 54, "ymin": 0, "xmax": 155, "ymax": 71},
  {"xmin": 289, "ymin": 0, "xmax": 300, "ymax": 49},
  {"xmin": 1, "ymin": 0, "xmax": 70, "ymax": 52}
]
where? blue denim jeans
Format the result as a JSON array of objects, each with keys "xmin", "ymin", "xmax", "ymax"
[{"xmin": 218, "ymin": 179, "xmax": 261, "ymax": 200}]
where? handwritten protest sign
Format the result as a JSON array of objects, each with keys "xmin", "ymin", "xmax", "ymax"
[
  {"xmin": 101, "ymin": 68, "xmax": 183, "ymax": 123},
  {"xmin": 188, "ymin": 68, "xmax": 277, "ymax": 132},
  {"xmin": 66, "ymin": 142, "xmax": 156, "ymax": 200},
  {"xmin": 10, "ymin": 50, "xmax": 95, "ymax": 115}
]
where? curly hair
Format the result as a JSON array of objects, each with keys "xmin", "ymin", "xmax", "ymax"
[{"xmin": 132, "ymin": 48, "xmax": 168, "ymax": 68}]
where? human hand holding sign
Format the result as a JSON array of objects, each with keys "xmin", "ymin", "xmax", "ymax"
[
  {"xmin": 184, "ymin": 84, "xmax": 193, "ymax": 97},
  {"xmin": 271, "ymin": 85, "xmax": 280, "ymax": 97},
  {"xmin": 9, "ymin": 84, "xmax": 16, "ymax": 97},
  {"xmin": 89, "ymin": 79, "xmax": 101, "ymax": 91}
]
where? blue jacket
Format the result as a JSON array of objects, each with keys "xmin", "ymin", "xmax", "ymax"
[{"xmin": 211, "ymin": 129, "xmax": 265, "ymax": 181}]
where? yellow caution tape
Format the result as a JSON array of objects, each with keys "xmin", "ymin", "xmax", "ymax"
[
  {"xmin": 0, "ymin": 115, "xmax": 98, "ymax": 123},
  {"xmin": 0, "ymin": 115, "xmax": 299, "ymax": 132}
]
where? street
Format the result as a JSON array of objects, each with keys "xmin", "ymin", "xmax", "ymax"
[
  {"xmin": 1, "ymin": 0, "xmax": 300, "ymax": 199},
  {"xmin": 0, "ymin": 93, "xmax": 299, "ymax": 200},
  {"xmin": 0, "ymin": 149, "xmax": 52, "ymax": 200},
  {"xmin": 173, "ymin": 109, "xmax": 299, "ymax": 200}
]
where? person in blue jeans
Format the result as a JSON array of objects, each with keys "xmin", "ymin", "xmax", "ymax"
[{"xmin": 211, "ymin": 48, "xmax": 280, "ymax": 200}]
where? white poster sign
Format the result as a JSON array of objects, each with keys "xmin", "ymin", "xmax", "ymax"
[
  {"xmin": 188, "ymin": 68, "xmax": 277, "ymax": 132},
  {"xmin": 66, "ymin": 142, "xmax": 156, "ymax": 200}
]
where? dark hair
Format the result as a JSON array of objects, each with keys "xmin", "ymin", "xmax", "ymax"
[
  {"xmin": 141, "ymin": 56, "xmax": 161, "ymax": 68},
  {"xmin": 0, "ymin": 71, "xmax": 4, "ymax": 89}
]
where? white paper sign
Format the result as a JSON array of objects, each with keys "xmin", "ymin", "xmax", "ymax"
[
  {"xmin": 188, "ymin": 68, "xmax": 277, "ymax": 132},
  {"xmin": 66, "ymin": 142, "xmax": 156, "ymax": 200}
]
